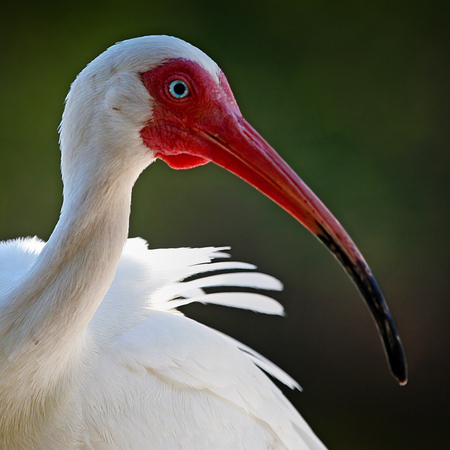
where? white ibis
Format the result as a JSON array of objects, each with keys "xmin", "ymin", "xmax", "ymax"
[{"xmin": 0, "ymin": 36, "xmax": 406, "ymax": 449}]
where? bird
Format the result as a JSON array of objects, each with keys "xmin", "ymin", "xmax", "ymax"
[{"xmin": 0, "ymin": 36, "xmax": 407, "ymax": 449}]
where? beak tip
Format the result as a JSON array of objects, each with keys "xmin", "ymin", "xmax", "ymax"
[
  {"xmin": 396, "ymin": 372, "xmax": 408, "ymax": 386},
  {"xmin": 393, "ymin": 365, "xmax": 408, "ymax": 386},
  {"xmin": 390, "ymin": 341, "xmax": 408, "ymax": 386}
]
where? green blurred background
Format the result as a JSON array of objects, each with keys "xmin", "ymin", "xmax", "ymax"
[{"xmin": 1, "ymin": 0, "xmax": 448, "ymax": 448}]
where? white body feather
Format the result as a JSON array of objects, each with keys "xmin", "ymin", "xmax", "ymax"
[{"xmin": 0, "ymin": 36, "xmax": 326, "ymax": 449}]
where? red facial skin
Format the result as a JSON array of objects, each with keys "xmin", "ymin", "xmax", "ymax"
[
  {"xmin": 140, "ymin": 59, "xmax": 407, "ymax": 385},
  {"xmin": 141, "ymin": 59, "xmax": 239, "ymax": 169}
]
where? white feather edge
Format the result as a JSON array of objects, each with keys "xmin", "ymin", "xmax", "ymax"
[
  {"xmin": 135, "ymin": 241, "xmax": 287, "ymax": 316},
  {"xmin": 216, "ymin": 330, "xmax": 302, "ymax": 391},
  {"xmin": 152, "ymin": 272, "xmax": 283, "ymax": 302},
  {"xmin": 164, "ymin": 293, "xmax": 285, "ymax": 316},
  {"xmin": 141, "ymin": 246, "xmax": 299, "ymax": 389}
]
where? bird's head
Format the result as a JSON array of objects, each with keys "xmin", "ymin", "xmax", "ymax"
[{"xmin": 60, "ymin": 35, "xmax": 406, "ymax": 385}]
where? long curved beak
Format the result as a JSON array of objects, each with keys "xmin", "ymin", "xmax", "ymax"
[{"xmin": 200, "ymin": 112, "xmax": 407, "ymax": 386}]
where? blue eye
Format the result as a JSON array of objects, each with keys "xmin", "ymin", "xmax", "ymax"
[{"xmin": 168, "ymin": 80, "xmax": 189, "ymax": 99}]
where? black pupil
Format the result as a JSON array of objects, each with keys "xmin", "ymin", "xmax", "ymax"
[{"xmin": 173, "ymin": 82, "xmax": 186, "ymax": 96}]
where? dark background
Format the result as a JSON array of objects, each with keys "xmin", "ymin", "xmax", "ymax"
[{"xmin": 1, "ymin": 1, "xmax": 449, "ymax": 448}]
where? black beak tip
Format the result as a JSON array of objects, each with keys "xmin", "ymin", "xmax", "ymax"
[
  {"xmin": 387, "ymin": 334, "xmax": 408, "ymax": 386},
  {"xmin": 317, "ymin": 227, "xmax": 408, "ymax": 385},
  {"xmin": 361, "ymin": 272, "xmax": 408, "ymax": 386}
]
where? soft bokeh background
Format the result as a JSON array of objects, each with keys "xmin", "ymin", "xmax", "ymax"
[{"xmin": 1, "ymin": 1, "xmax": 448, "ymax": 448}]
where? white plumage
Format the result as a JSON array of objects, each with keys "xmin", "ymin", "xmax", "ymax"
[{"xmin": 0, "ymin": 237, "xmax": 323, "ymax": 449}]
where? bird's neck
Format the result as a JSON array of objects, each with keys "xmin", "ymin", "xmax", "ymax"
[
  {"xmin": 0, "ymin": 166, "xmax": 137, "ymax": 447},
  {"xmin": 1, "ymin": 169, "xmax": 134, "ymax": 365}
]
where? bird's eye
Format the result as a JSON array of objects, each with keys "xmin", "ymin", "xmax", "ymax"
[{"xmin": 168, "ymin": 80, "xmax": 189, "ymax": 99}]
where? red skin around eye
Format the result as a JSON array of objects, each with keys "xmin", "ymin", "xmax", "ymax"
[{"xmin": 140, "ymin": 59, "xmax": 237, "ymax": 169}]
